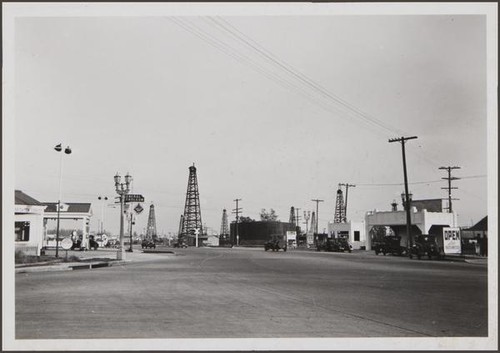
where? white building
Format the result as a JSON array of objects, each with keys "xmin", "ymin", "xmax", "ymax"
[
  {"xmin": 328, "ymin": 221, "xmax": 366, "ymax": 250},
  {"xmin": 364, "ymin": 199, "xmax": 457, "ymax": 250},
  {"xmin": 43, "ymin": 202, "xmax": 93, "ymax": 249},
  {"xmin": 15, "ymin": 190, "xmax": 46, "ymax": 256}
]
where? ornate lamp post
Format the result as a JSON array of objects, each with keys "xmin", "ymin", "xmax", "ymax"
[
  {"xmin": 114, "ymin": 172, "xmax": 132, "ymax": 260},
  {"xmin": 54, "ymin": 144, "xmax": 71, "ymax": 258}
]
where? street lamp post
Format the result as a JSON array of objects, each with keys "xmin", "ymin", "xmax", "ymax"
[
  {"xmin": 127, "ymin": 212, "xmax": 134, "ymax": 252},
  {"xmin": 54, "ymin": 144, "xmax": 71, "ymax": 258},
  {"xmin": 97, "ymin": 196, "xmax": 108, "ymax": 234},
  {"xmin": 114, "ymin": 172, "xmax": 132, "ymax": 260}
]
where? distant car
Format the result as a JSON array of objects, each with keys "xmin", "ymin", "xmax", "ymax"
[
  {"xmin": 373, "ymin": 235, "xmax": 406, "ymax": 256},
  {"xmin": 264, "ymin": 235, "xmax": 287, "ymax": 252},
  {"xmin": 173, "ymin": 242, "xmax": 188, "ymax": 248},
  {"xmin": 409, "ymin": 235, "xmax": 443, "ymax": 260},
  {"xmin": 141, "ymin": 239, "xmax": 156, "ymax": 249},
  {"xmin": 89, "ymin": 238, "xmax": 99, "ymax": 251},
  {"xmin": 317, "ymin": 238, "xmax": 352, "ymax": 253}
]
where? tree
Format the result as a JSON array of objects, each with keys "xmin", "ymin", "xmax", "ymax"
[
  {"xmin": 370, "ymin": 226, "xmax": 388, "ymax": 242},
  {"xmin": 238, "ymin": 216, "xmax": 255, "ymax": 223},
  {"xmin": 260, "ymin": 208, "xmax": 279, "ymax": 222}
]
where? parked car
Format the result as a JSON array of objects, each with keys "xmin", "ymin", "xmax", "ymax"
[
  {"xmin": 409, "ymin": 234, "xmax": 443, "ymax": 260},
  {"xmin": 89, "ymin": 238, "xmax": 99, "ymax": 250},
  {"xmin": 317, "ymin": 238, "xmax": 352, "ymax": 252},
  {"xmin": 373, "ymin": 235, "xmax": 406, "ymax": 256},
  {"xmin": 173, "ymin": 241, "xmax": 188, "ymax": 248},
  {"xmin": 264, "ymin": 235, "xmax": 287, "ymax": 252},
  {"xmin": 141, "ymin": 239, "xmax": 156, "ymax": 249}
]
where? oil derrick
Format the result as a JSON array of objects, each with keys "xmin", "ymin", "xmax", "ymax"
[
  {"xmin": 220, "ymin": 209, "xmax": 229, "ymax": 236},
  {"xmin": 146, "ymin": 203, "xmax": 157, "ymax": 241},
  {"xmin": 180, "ymin": 164, "xmax": 203, "ymax": 242},
  {"xmin": 334, "ymin": 185, "xmax": 346, "ymax": 223},
  {"xmin": 289, "ymin": 206, "xmax": 296, "ymax": 226},
  {"xmin": 309, "ymin": 211, "xmax": 316, "ymax": 235}
]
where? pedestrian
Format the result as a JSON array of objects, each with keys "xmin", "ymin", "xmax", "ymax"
[{"xmin": 475, "ymin": 235, "xmax": 481, "ymax": 256}]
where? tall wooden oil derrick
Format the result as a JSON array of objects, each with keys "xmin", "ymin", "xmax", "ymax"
[
  {"xmin": 220, "ymin": 209, "xmax": 229, "ymax": 236},
  {"xmin": 146, "ymin": 203, "xmax": 157, "ymax": 240},
  {"xmin": 334, "ymin": 184, "xmax": 346, "ymax": 223},
  {"xmin": 310, "ymin": 211, "xmax": 316, "ymax": 235},
  {"xmin": 289, "ymin": 206, "xmax": 296, "ymax": 226},
  {"xmin": 180, "ymin": 164, "xmax": 203, "ymax": 241}
]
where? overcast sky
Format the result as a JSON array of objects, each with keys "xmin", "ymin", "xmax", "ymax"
[{"xmin": 10, "ymin": 4, "xmax": 493, "ymax": 236}]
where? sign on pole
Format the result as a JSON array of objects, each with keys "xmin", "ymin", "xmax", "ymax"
[
  {"xmin": 134, "ymin": 203, "xmax": 144, "ymax": 214},
  {"xmin": 194, "ymin": 228, "xmax": 200, "ymax": 248},
  {"xmin": 443, "ymin": 227, "xmax": 461, "ymax": 254},
  {"xmin": 124, "ymin": 194, "xmax": 145, "ymax": 203},
  {"xmin": 286, "ymin": 231, "xmax": 297, "ymax": 241}
]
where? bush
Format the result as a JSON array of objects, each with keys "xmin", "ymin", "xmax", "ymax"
[
  {"xmin": 15, "ymin": 250, "xmax": 26, "ymax": 264},
  {"xmin": 62, "ymin": 255, "xmax": 81, "ymax": 263},
  {"xmin": 15, "ymin": 251, "xmax": 43, "ymax": 264}
]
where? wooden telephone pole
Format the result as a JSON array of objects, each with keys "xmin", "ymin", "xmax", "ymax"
[{"xmin": 389, "ymin": 136, "xmax": 418, "ymax": 249}]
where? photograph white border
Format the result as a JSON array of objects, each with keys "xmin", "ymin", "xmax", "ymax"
[{"xmin": 2, "ymin": 2, "xmax": 497, "ymax": 351}]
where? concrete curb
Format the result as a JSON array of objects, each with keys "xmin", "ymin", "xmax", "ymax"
[{"xmin": 15, "ymin": 261, "xmax": 116, "ymax": 274}]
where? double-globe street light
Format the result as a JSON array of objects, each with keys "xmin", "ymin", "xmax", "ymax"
[
  {"xmin": 54, "ymin": 144, "xmax": 72, "ymax": 258},
  {"xmin": 97, "ymin": 196, "xmax": 108, "ymax": 234},
  {"xmin": 114, "ymin": 172, "xmax": 132, "ymax": 260}
]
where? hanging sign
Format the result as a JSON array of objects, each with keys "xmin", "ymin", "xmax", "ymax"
[{"xmin": 124, "ymin": 194, "xmax": 144, "ymax": 203}]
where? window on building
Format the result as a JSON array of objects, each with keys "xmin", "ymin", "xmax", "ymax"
[
  {"xmin": 15, "ymin": 221, "xmax": 30, "ymax": 242},
  {"xmin": 354, "ymin": 231, "xmax": 360, "ymax": 242}
]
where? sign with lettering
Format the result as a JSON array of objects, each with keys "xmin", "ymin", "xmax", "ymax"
[
  {"xmin": 124, "ymin": 194, "xmax": 144, "ymax": 203},
  {"xmin": 443, "ymin": 227, "xmax": 461, "ymax": 254},
  {"xmin": 286, "ymin": 231, "xmax": 297, "ymax": 241}
]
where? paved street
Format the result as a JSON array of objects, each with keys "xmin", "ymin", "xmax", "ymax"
[{"xmin": 15, "ymin": 247, "xmax": 487, "ymax": 339}]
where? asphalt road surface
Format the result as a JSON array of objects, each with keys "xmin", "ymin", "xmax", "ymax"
[{"xmin": 16, "ymin": 247, "xmax": 487, "ymax": 339}]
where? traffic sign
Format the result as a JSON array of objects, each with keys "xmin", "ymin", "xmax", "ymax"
[
  {"xmin": 124, "ymin": 194, "xmax": 145, "ymax": 203},
  {"xmin": 134, "ymin": 203, "xmax": 144, "ymax": 214}
]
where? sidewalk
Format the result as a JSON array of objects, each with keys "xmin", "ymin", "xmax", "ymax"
[
  {"xmin": 15, "ymin": 246, "xmax": 176, "ymax": 274},
  {"xmin": 443, "ymin": 253, "xmax": 488, "ymax": 264}
]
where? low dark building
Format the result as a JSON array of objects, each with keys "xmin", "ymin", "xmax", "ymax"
[{"xmin": 230, "ymin": 221, "xmax": 295, "ymax": 246}]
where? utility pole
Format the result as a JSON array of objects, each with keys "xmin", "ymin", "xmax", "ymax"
[
  {"xmin": 311, "ymin": 199, "xmax": 324, "ymax": 234},
  {"xmin": 295, "ymin": 207, "xmax": 301, "ymax": 229},
  {"xmin": 439, "ymin": 166, "xmax": 461, "ymax": 213},
  {"xmin": 389, "ymin": 136, "xmax": 417, "ymax": 250},
  {"xmin": 232, "ymin": 198, "xmax": 242, "ymax": 246},
  {"xmin": 339, "ymin": 183, "xmax": 356, "ymax": 222},
  {"xmin": 303, "ymin": 211, "xmax": 311, "ymax": 234}
]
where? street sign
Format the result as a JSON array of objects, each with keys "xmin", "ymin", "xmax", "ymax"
[
  {"xmin": 61, "ymin": 237, "xmax": 73, "ymax": 250},
  {"xmin": 124, "ymin": 194, "xmax": 144, "ymax": 203},
  {"xmin": 134, "ymin": 203, "xmax": 144, "ymax": 214},
  {"xmin": 194, "ymin": 228, "xmax": 200, "ymax": 236}
]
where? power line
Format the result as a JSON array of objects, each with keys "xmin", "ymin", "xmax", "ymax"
[
  {"xmin": 208, "ymin": 16, "xmax": 406, "ymax": 137},
  {"xmin": 169, "ymin": 17, "xmax": 394, "ymax": 139}
]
